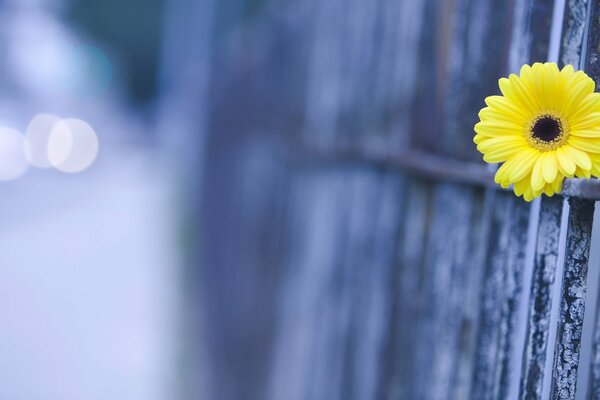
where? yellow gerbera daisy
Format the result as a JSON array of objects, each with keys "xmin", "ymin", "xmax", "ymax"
[{"xmin": 474, "ymin": 62, "xmax": 600, "ymax": 201}]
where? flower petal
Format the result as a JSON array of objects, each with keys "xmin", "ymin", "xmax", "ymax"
[
  {"xmin": 569, "ymin": 92, "xmax": 600, "ymax": 122},
  {"xmin": 543, "ymin": 63, "xmax": 560, "ymax": 109},
  {"xmin": 590, "ymin": 154, "xmax": 600, "ymax": 176},
  {"xmin": 556, "ymin": 147, "xmax": 576, "ymax": 176},
  {"xmin": 477, "ymin": 135, "xmax": 527, "ymax": 152},
  {"xmin": 563, "ymin": 72, "xmax": 595, "ymax": 117},
  {"xmin": 569, "ymin": 112, "xmax": 600, "ymax": 130},
  {"xmin": 542, "ymin": 152, "xmax": 558, "ymax": 183},
  {"xmin": 499, "ymin": 76, "xmax": 538, "ymax": 114},
  {"xmin": 576, "ymin": 167, "xmax": 592, "ymax": 179},
  {"xmin": 560, "ymin": 64, "xmax": 575, "ymax": 80},
  {"xmin": 570, "ymin": 127, "xmax": 600, "ymax": 138},
  {"xmin": 478, "ymin": 107, "xmax": 526, "ymax": 124},
  {"xmin": 474, "ymin": 120, "xmax": 523, "ymax": 136},
  {"xmin": 494, "ymin": 162, "xmax": 511, "ymax": 185},
  {"xmin": 552, "ymin": 176, "xmax": 564, "ymax": 193},
  {"xmin": 506, "ymin": 149, "xmax": 539, "ymax": 182},
  {"xmin": 523, "ymin": 186, "xmax": 535, "ymax": 202},
  {"xmin": 514, "ymin": 175, "xmax": 530, "ymax": 196},
  {"xmin": 569, "ymin": 136, "xmax": 600, "ymax": 153},
  {"xmin": 531, "ymin": 157, "xmax": 546, "ymax": 191},
  {"xmin": 485, "ymin": 95, "xmax": 529, "ymax": 120},
  {"xmin": 562, "ymin": 145, "xmax": 592, "ymax": 170}
]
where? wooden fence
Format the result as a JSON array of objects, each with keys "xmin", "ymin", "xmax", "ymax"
[{"xmin": 172, "ymin": 0, "xmax": 600, "ymax": 398}]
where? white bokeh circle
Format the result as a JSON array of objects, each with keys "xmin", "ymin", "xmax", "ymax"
[
  {"xmin": 48, "ymin": 118, "xmax": 99, "ymax": 173},
  {"xmin": 24, "ymin": 113, "xmax": 61, "ymax": 168}
]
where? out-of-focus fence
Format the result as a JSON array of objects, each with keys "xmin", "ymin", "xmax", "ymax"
[{"xmin": 173, "ymin": 0, "xmax": 600, "ymax": 399}]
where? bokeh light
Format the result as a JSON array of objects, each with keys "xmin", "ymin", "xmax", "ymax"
[
  {"xmin": 48, "ymin": 118, "xmax": 99, "ymax": 173},
  {"xmin": 24, "ymin": 113, "xmax": 61, "ymax": 168},
  {"xmin": 0, "ymin": 127, "xmax": 28, "ymax": 181},
  {"xmin": 68, "ymin": 45, "xmax": 113, "ymax": 98}
]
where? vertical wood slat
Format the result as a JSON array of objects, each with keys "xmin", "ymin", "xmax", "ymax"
[
  {"xmin": 551, "ymin": 199, "xmax": 595, "ymax": 399},
  {"xmin": 471, "ymin": 193, "xmax": 512, "ymax": 400},
  {"xmin": 497, "ymin": 200, "xmax": 533, "ymax": 399},
  {"xmin": 592, "ymin": 310, "xmax": 600, "ymax": 399},
  {"xmin": 412, "ymin": 184, "xmax": 484, "ymax": 400},
  {"xmin": 571, "ymin": 1, "xmax": 600, "ymax": 398},
  {"xmin": 378, "ymin": 178, "xmax": 430, "ymax": 400},
  {"xmin": 520, "ymin": 196, "xmax": 564, "ymax": 399},
  {"xmin": 471, "ymin": 195, "xmax": 532, "ymax": 400},
  {"xmin": 550, "ymin": 1, "xmax": 598, "ymax": 399},
  {"xmin": 341, "ymin": 172, "xmax": 406, "ymax": 400}
]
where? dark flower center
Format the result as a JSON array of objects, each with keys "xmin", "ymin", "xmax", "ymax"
[{"xmin": 531, "ymin": 116, "xmax": 562, "ymax": 142}]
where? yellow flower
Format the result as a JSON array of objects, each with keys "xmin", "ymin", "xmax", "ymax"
[{"xmin": 474, "ymin": 62, "xmax": 600, "ymax": 201}]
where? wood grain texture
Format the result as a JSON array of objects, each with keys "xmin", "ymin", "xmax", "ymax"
[
  {"xmin": 520, "ymin": 196, "xmax": 564, "ymax": 400},
  {"xmin": 551, "ymin": 199, "xmax": 595, "ymax": 400}
]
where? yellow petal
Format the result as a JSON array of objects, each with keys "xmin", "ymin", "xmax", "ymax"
[
  {"xmin": 556, "ymin": 147, "xmax": 576, "ymax": 176},
  {"xmin": 484, "ymin": 148, "xmax": 527, "ymax": 163},
  {"xmin": 477, "ymin": 135, "xmax": 527, "ymax": 152},
  {"xmin": 570, "ymin": 127, "xmax": 600, "ymax": 138},
  {"xmin": 576, "ymin": 167, "xmax": 592, "ymax": 179},
  {"xmin": 522, "ymin": 186, "xmax": 535, "ymax": 202},
  {"xmin": 478, "ymin": 107, "xmax": 526, "ymax": 124},
  {"xmin": 543, "ymin": 184, "xmax": 554, "ymax": 196},
  {"xmin": 569, "ymin": 92, "xmax": 600, "ymax": 122},
  {"xmin": 573, "ymin": 70, "xmax": 596, "ymax": 91},
  {"xmin": 499, "ymin": 76, "xmax": 537, "ymax": 114},
  {"xmin": 495, "ymin": 163, "xmax": 510, "ymax": 185},
  {"xmin": 563, "ymin": 145, "xmax": 592, "ymax": 170},
  {"xmin": 570, "ymin": 112, "xmax": 600, "ymax": 130},
  {"xmin": 560, "ymin": 64, "xmax": 575, "ymax": 80},
  {"xmin": 552, "ymin": 177, "xmax": 564, "ymax": 193},
  {"xmin": 590, "ymin": 154, "xmax": 600, "ymax": 176},
  {"xmin": 510, "ymin": 74, "xmax": 540, "ymax": 113},
  {"xmin": 531, "ymin": 157, "xmax": 546, "ymax": 191},
  {"xmin": 474, "ymin": 120, "xmax": 524, "ymax": 136},
  {"xmin": 569, "ymin": 136, "xmax": 600, "ymax": 153},
  {"xmin": 514, "ymin": 175, "xmax": 530, "ymax": 196},
  {"xmin": 507, "ymin": 149, "xmax": 539, "ymax": 181},
  {"xmin": 530, "ymin": 63, "xmax": 546, "ymax": 105},
  {"xmin": 543, "ymin": 63, "xmax": 560, "ymax": 109},
  {"xmin": 485, "ymin": 95, "xmax": 529, "ymax": 120},
  {"xmin": 563, "ymin": 73, "xmax": 595, "ymax": 117},
  {"xmin": 542, "ymin": 152, "xmax": 558, "ymax": 183}
]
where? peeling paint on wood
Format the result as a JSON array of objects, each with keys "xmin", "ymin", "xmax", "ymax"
[
  {"xmin": 551, "ymin": 199, "xmax": 595, "ymax": 399},
  {"xmin": 560, "ymin": 0, "xmax": 590, "ymax": 68}
]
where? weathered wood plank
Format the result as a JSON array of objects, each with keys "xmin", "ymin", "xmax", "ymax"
[
  {"xmin": 559, "ymin": 0, "xmax": 590, "ymax": 68},
  {"xmin": 412, "ymin": 183, "xmax": 482, "ymax": 400},
  {"xmin": 267, "ymin": 169, "xmax": 352, "ymax": 400},
  {"xmin": 471, "ymin": 194, "xmax": 532, "ymax": 400},
  {"xmin": 497, "ymin": 199, "xmax": 533, "ymax": 399},
  {"xmin": 378, "ymin": 178, "xmax": 431, "ymax": 400},
  {"xmin": 589, "ymin": 272, "xmax": 600, "ymax": 400},
  {"xmin": 550, "ymin": 199, "xmax": 595, "ymax": 399},
  {"xmin": 340, "ymin": 172, "xmax": 405, "ymax": 400},
  {"xmin": 471, "ymin": 192, "xmax": 511, "ymax": 400},
  {"xmin": 520, "ymin": 196, "xmax": 564, "ymax": 399}
]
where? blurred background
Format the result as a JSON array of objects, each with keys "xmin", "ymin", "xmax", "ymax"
[{"xmin": 3, "ymin": 0, "xmax": 597, "ymax": 400}]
